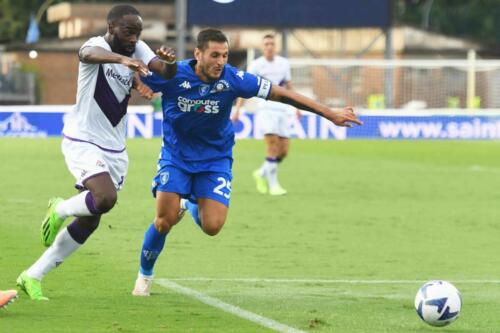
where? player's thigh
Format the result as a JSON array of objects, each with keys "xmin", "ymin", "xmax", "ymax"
[
  {"xmin": 193, "ymin": 172, "xmax": 232, "ymax": 206},
  {"xmin": 152, "ymin": 164, "xmax": 192, "ymax": 199},
  {"xmin": 152, "ymin": 165, "xmax": 192, "ymax": 231},
  {"xmin": 197, "ymin": 198, "xmax": 228, "ymax": 236},
  {"xmin": 62, "ymin": 138, "xmax": 127, "ymax": 192},
  {"xmin": 84, "ymin": 173, "xmax": 116, "ymax": 198},
  {"xmin": 192, "ymin": 171, "xmax": 231, "ymax": 234}
]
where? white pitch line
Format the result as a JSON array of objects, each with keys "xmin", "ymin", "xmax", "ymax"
[
  {"xmin": 166, "ymin": 277, "xmax": 500, "ymax": 284},
  {"xmin": 155, "ymin": 279, "xmax": 307, "ymax": 333}
]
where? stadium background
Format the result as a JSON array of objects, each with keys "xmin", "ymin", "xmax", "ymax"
[{"xmin": 2, "ymin": 1, "xmax": 500, "ymax": 332}]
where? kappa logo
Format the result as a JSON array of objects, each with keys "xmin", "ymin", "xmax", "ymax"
[
  {"xmin": 179, "ymin": 81, "xmax": 191, "ymax": 89},
  {"xmin": 0, "ymin": 112, "xmax": 47, "ymax": 137},
  {"xmin": 236, "ymin": 71, "xmax": 245, "ymax": 80},
  {"xmin": 199, "ymin": 84, "xmax": 210, "ymax": 96},
  {"xmin": 210, "ymin": 80, "xmax": 231, "ymax": 93},
  {"xmin": 142, "ymin": 250, "xmax": 157, "ymax": 261},
  {"xmin": 96, "ymin": 160, "xmax": 105, "ymax": 168}
]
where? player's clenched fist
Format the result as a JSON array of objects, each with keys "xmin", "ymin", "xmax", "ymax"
[{"xmin": 156, "ymin": 46, "xmax": 176, "ymax": 64}]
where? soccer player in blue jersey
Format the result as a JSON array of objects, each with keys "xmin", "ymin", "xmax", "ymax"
[{"xmin": 132, "ymin": 28, "xmax": 362, "ymax": 295}]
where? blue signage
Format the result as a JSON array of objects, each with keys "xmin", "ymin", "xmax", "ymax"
[
  {"xmin": 2, "ymin": 109, "xmax": 500, "ymax": 140},
  {"xmin": 187, "ymin": 0, "xmax": 391, "ymax": 28}
]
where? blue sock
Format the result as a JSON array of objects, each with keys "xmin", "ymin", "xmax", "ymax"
[
  {"xmin": 139, "ymin": 223, "xmax": 167, "ymax": 276},
  {"xmin": 186, "ymin": 200, "xmax": 202, "ymax": 228}
]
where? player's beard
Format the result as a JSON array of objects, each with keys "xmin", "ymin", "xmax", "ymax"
[
  {"xmin": 109, "ymin": 36, "xmax": 135, "ymax": 57},
  {"xmin": 202, "ymin": 64, "xmax": 221, "ymax": 81}
]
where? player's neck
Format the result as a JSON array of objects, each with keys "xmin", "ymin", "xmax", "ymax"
[
  {"xmin": 103, "ymin": 33, "xmax": 120, "ymax": 55},
  {"xmin": 104, "ymin": 33, "xmax": 112, "ymax": 48},
  {"xmin": 194, "ymin": 63, "xmax": 212, "ymax": 83},
  {"xmin": 264, "ymin": 55, "xmax": 274, "ymax": 62}
]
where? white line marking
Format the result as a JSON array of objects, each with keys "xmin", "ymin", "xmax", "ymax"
[
  {"xmin": 155, "ymin": 279, "xmax": 307, "ymax": 333},
  {"xmin": 468, "ymin": 165, "xmax": 500, "ymax": 173},
  {"xmin": 166, "ymin": 277, "xmax": 500, "ymax": 284}
]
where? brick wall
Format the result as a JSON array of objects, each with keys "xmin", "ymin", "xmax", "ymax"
[{"xmin": 14, "ymin": 50, "xmax": 150, "ymax": 105}]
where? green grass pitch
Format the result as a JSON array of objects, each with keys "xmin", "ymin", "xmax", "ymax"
[{"xmin": 1, "ymin": 138, "xmax": 500, "ymax": 332}]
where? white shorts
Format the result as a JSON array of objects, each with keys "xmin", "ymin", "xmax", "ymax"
[
  {"xmin": 61, "ymin": 138, "xmax": 129, "ymax": 191},
  {"xmin": 255, "ymin": 109, "xmax": 290, "ymax": 138}
]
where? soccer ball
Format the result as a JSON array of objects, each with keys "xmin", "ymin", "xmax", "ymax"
[{"xmin": 414, "ymin": 280, "xmax": 462, "ymax": 327}]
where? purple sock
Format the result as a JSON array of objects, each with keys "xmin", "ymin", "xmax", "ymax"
[
  {"xmin": 85, "ymin": 192, "xmax": 102, "ymax": 215},
  {"xmin": 66, "ymin": 218, "xmax": 99, "ymax": 244}
]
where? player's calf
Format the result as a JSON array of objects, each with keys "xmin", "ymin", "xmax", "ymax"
[
  {"xmin": 66, "ymin": 216, "xmax": 101, "ymax": 244},
  {"xmin": 278, "ymin": 149, "xmax": 288, "ymax": 161}
]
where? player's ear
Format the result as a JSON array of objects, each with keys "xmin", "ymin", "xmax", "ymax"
[{"xmin": 194, "ymin": 48, "xmax": 202, "ymax": 61}]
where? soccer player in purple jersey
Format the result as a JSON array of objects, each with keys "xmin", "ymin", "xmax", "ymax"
[
  {"xmin": 17, "ymin": 5, "xmax": 175, "ymax": 300},
  {"xmin": 132, "ymin": 28, "xmax": 362, "ymax": 296}
]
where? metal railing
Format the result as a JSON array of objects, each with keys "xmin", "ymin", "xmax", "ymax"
[{"xmin": 0, "ymin": 70, "xmax": 36, "ymax": 105}]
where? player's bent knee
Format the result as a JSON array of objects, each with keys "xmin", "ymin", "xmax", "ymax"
[
  {"xmin": 201, "ymin": 218, "xmax": 225, "ymax": 236},
  {"xmin": 154, "ymin": 215, "xmax": 176, "ymax": 234},
  {"xmin": 203, "ymin": 225, "xmax": 222, "ymax": 236},
  {"xmin": 93, "ymin": 192, "xmax": 117, "ymax": 213}
]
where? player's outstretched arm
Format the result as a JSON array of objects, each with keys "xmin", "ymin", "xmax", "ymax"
[
  {"xmin": 268, "ymin": 85, "xmax": 363, "ymax": 127},
  {"xmin": 79, "ymin": 46, "xmax": 149, "ymax": 76},
  {"xmin": 148, "ymin": 46, "xmax": 177, "ymax": 80}
]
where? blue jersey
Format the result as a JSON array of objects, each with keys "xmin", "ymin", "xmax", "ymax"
[{"xmin": 142, "ymin": 59, "xmax": 272, "ymax": 173}]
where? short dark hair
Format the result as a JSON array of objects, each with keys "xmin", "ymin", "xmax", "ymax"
[
  {"xmin": 197, "ymin": 28, "xmax": 228, "ymax": 50},
  {"xmin": 263, "ymin": 34, "xmax": 275, "ymax": 40},
  {"xmin": 107, "ymin": 5, "xmax": 141, "ymax": 24}
]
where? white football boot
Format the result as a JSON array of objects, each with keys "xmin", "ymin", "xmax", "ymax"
[{"xmin": 132, "ymin": 273, "xmax": 154, "ymax": 296}]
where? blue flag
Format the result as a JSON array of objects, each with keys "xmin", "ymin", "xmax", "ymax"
[{"xmin": 25, "ymin": 14, "xmax": 40, "ymax": 44}]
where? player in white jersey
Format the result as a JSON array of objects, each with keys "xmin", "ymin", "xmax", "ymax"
[
  {"xmin": 17, "ymin": 5, "xmax": 176, "ymax": 301},
  {"xmin": 233, "ymin": 34, "xmax": 297, "ymax": 195}
]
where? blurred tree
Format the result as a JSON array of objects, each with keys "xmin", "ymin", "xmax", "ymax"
[
  {"xmin": 0, "ymin": 0, "xmax": 171, "ymax": 43},
  {"xmin": 1, "ymin": 0, "xmax": 498, "ymax": 45},
  {"xmin": 394, "ymin": 0, "xmax": 500, "ymax": 45},
  {"xmin": 0, "ymin": 0, "xmax": 61, "ymax": 43}
]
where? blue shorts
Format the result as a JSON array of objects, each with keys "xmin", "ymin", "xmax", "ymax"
[{"xmin": 152, "ymin": 164, "xmax": 232, "ymax": 207}]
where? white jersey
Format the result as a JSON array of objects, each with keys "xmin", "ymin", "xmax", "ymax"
[
  {"xmin": 247, "ymin": 55, "xmax": 292, "ymax": 113},
  {"xmin": 63, "ymin": 36, "xmax": 156, "ymax": 152}
]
